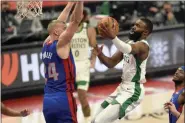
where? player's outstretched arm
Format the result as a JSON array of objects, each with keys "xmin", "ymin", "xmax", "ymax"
[
  {"xmin": 1, "ymin": 103, "xmax": 30, "ymax": 117},
  {"xmin": 98, "ymin": 23, "xmax": 149, "ymax": 59},
  {"xmin": 93, "ymin": 45, "xmax": 123, "ymax": 68},
  {"xmin": 57, "ymin": 2, "xmax": 83, "ymax": 47},
  {"xmin": 88, "ymin": 27, "xmax": 97, "ymax": 68},
  {"xmin": 57, "ymin": 2, "xmax": 83, "ymax": 59},
  {"xmin": 43, "ymin": 2, "xmax": 74, "ymax": 46},
  {"xmin": 57, "ymin": 2, "xmax": 74, "ymax": 22}
]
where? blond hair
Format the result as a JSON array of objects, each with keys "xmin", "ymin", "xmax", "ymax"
[{"xmin": 47, "ymin": 20, "xmax": 66, "ymax": 34}]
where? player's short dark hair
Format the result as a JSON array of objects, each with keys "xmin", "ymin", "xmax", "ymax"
[
  {"xmin": 140, "ymin": 17, "xmax": 153, "ymax": 34},
  {"xmin": 83, "ymin": 9, "xmax": 88, "ymax": 18}
]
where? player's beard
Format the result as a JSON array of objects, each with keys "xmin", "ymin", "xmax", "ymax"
[
  {"xmin": 128, "ymin": 31, "xmax": 143, "ymax": 42},
  {"xmin": 173, "ymin": 79, "xmax": 184, "ymax": 85}
]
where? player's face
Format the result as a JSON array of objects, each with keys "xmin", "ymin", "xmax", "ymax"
[
  {"xmin": 129, "ymin": 19, "xmax": 147, "ymax": 41},
  {"xmin": 54, "ymin": 23, "xmax": 66, "ymax": 36},
  {"xmin": 173, "ymin": 67, "xmax": 184, "ymax": 83}
]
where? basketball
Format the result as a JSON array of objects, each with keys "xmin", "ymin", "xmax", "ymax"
[{"xmin": 97, "ymin": 16, "xmax": 119, "ymax": 37}]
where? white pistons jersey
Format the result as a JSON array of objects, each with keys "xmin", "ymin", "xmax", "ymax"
[
  {"xmin": 121, "ymin": 40, "xmax": 149, "ymax": 84},
  {"xmin": 71, "ymin": 23, "xmax": 90, "ymax": 61}
]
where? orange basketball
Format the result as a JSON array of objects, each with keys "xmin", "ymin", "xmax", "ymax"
[{"xmin": 97, "ymin": 16, "xmax": 119, "ymax": 37}]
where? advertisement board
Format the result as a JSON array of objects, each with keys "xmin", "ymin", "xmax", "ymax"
[{"xmin": 1, "ymin": 26, "xmax": 184, "ymax": 94}]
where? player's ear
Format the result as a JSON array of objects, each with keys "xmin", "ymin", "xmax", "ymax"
[
  {"xmin": 143, "ymin": 30, "xmax": 149, "ymax": 36},
  {"xmin": 54, "ymin": 29, "xmax": 59, "ymax": 36}
]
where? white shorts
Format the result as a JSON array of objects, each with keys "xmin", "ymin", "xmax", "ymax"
[
  {"xmin": 75, "ymin": 60, "xmax": 90, "ymax": 91},
  {"xmin": 101, "ymin": 82, "xmax": 145, "ymax": 119}
]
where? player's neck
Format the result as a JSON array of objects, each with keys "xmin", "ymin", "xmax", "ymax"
[
  {"xmin": 139, "ymin": 36, "xmax": 146, "ymax": 41},
  {"xmin": 50, "ymin": 35, "xmax": 59, "ymax": 41},
  {"xmin": 175, "ymin": 83, "xmax": 184, "ymax": 91}
]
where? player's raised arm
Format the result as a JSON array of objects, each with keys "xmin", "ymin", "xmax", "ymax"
[
  {"xmin": 99, "ymin": 23, "xmax": 149, "ymax": 55},
  {"xmin": 88, "ymin": 27, "xmax": 97, "ymax": 68},
  {"xmin": 99, "ymin": 18, "xmax": 153, "ymax": 61},
  {"xmin": 57, "ymin": 2, "xmax": 83, "ymax": 48},
  {"xmin": 43, "ymin": 2, "xmax": 74, "ymax": 46},
  {"xmin": 57, "ymin": 2, "xmax": 74, "ymax": 22}
]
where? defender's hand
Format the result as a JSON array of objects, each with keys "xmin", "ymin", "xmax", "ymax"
[
  {"xmin": 20, "ymin": 109, "xmax": 30, "ymax": 117},
  {"xmin": 164, "ymin": 102, "xmax": 177, "ymax": 112}
]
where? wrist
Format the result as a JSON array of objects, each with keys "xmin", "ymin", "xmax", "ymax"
[
  {"xmin": 112, "ymin": 36, "xmax": 117, "ymax": 41},
  {"xmin": 112, "ymin": 36, "xmax": 118, "ymax": 42},
  {"xmin": 173, "ymin": 110, "xmax": 180, "ymax": 118},
  {"xmin": 97, "ymin": 51, "xmax": 103, "ymax": 56}
]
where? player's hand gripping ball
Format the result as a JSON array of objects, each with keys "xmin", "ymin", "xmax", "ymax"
[{"xmin": 97, "ymin": 16, "xmax": 119, "ymax": 38}]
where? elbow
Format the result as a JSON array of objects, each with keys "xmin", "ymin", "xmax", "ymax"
[{"xmin": 74, "ymin": 15, "xmax": 83, "ymax": 24}]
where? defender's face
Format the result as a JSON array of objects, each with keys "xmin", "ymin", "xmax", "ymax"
[
  {"xmin": 173, "ymin": 67, "xmax": 184, "ymax": 81},
  {"xmin": 54, "ymin": 23, "xmax": 67, "ymax": 36}
]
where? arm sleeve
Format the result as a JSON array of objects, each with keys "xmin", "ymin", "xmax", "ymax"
[{"xmin": 112, "ymin": 36, "xmax": 132, "ymax": 53}]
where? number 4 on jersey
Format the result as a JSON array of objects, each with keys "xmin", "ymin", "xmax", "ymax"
[{"xmin": 48, "ymin": 63, "xmax": 59, "ymax": 81}]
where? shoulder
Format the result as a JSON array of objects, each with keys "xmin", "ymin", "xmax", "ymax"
[
  {"xmin": 139, "ymin": 40, "xmax": 149, "ymax": 47},
  {"xmin": 134, "ymin": 40, "xmax": 149, "ymax": 50},
  {"xmin": 137, "ymin": 40, "xmax": 150, "ymax": 51}
]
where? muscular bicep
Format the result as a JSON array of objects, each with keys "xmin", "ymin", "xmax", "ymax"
[
  {"xmin": 178, "ymin": 91, "xmax": 185, "ymax": 104},
  {"xmin": 57, "ymin": 21, "xmax": 78, "ymax": 48},
  {"xmin": 110, "ymin": 50, "xmax": 123, "ymax": 66},
  {"xmin": 57, "ymin": 22, "xmax": 77, "ymax": 59},
  {"xmin": 88, "ymin": 27, "xmax": 97, "ymax": 48},
  {"xmin": 57, "ymin": 43, "xmax": 70, "ymax": 59},
  {"xmin": 130, "ymin": 42, "xmax": 149, "ymax": 60},
  {"xmin": 130, "ymin": 42, "xmax": 149, "ymax": 54}
]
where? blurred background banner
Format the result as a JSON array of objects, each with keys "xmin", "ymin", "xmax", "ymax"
[
  {"xmin": 1, "ymin": 1, "xmax": 185, "ymax": 123},
  {"xmin": 1, "ymin": 25, "xmax": 184, "ymax": 95}
]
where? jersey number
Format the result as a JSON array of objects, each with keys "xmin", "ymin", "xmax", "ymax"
[
  {"xmin": 48, "ymin": 63, "xmax": 59, "ymax": 81},
  {"xmin": 75, "ymin": 50, "xmax": 79, "ymax": 57}
]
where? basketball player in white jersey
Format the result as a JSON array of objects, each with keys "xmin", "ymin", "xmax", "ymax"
[
  {"xmin": 71, "ymin": 9, "xmax": 97, "ymax": 123},
  {"xmin": 92, "ymin": 18, "xmax": 153, "ymax": 123}
]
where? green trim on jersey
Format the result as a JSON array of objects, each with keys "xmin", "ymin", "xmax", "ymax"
[
  {"xmin": 76, "ymin": 81, "xmax": 88, "ymax": 86},
  {"xmin": 111, "ymin": 99, "xmax": 119, "ymax": 105},
  {"xmin": 101, "ymin": 100, "xmax": 110, "ymax": 109},
  {"xmin": 119, "ymin": 82, "xmax": 141, "ymax": 119},
  {"xmin": 131, "ymin": 55, "xmax": 143, "ymax": 82},
  {"xmin": 76, "ymin": 24, "xmax": 84, "ymax": 33}
]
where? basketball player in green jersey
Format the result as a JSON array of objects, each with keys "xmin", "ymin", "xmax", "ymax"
[{"xmin": 92, "ymin": 18, "xmax": 153, "ymax": 123}]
